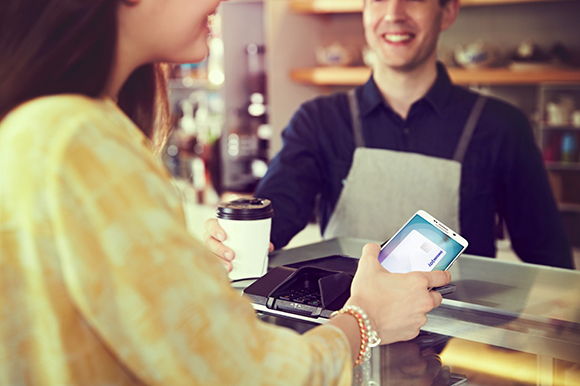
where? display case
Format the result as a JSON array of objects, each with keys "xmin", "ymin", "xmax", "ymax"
[{"xmin": 251, "ymin": 237, "xmax": 580, "ymax": 386}]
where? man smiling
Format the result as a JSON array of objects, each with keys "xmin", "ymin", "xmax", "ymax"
[
  {"xmin": 206, "ymin": 0, "xmax": 574, "ymax": 270},
  {"xmin": 363, "ymin": 0, "xmax": 459, "ymax": 118}
]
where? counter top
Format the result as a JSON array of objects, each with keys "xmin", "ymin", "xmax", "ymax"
[{"xmin": 268, "ymin": 237, "xmax": 580, "ymax": 364}]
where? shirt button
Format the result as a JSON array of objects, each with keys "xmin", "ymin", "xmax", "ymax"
[{"xmin": 403, "ymin": 127, "xmax": 410, "ymax": 135}]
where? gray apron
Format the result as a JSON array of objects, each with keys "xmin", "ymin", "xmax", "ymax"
[{"xmin": 323, "ymin": 90, "xmax": 486, "ymax": 242}]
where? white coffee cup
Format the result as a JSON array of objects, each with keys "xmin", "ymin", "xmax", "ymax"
[{"xmin": 216, "ymin": 198, "xmax": 274, "ymax": 281}]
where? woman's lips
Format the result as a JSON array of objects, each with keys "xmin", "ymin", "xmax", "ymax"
[{"xmin": 205, "ymin": 15, "xmax": 213, "ymax": 34}]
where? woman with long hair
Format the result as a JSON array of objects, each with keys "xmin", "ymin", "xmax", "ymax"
[{"xmin": 0, "ymin": 0, "xmax": 450, "ymax": 384}]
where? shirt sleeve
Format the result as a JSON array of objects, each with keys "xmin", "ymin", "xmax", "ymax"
[
  {"xmin": 498, "ymin": 108, "xmax": 574, "ymax": 269},
  {"xmin": 255, "ymin": 104, "xmax": 327, "ymax": 249},
  {"xmin": 45, "ymin": 118, "xmax": 353, "ymax": 385}
]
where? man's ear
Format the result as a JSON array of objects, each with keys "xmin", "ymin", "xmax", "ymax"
[{"xmin": 441, "ymin": 0, "xmax": 460, "ymax": 32}]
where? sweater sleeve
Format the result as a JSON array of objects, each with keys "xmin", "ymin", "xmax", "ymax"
[{"xmin": 46, "ymin": 111, "xmax": 353, "ymax": 385}]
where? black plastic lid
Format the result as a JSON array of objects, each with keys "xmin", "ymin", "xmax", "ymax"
[{"xmin": 216, "ymin": 198, "xmax": 274, "ymax": 220}]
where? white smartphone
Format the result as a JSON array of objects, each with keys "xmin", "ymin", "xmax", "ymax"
[{"xmin": 378, "ymin": 210, "xmax": 468, "ymax": 273}]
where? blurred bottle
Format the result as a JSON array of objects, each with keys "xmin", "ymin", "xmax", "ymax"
[
  {"xmin": 543, "ymin": 132, "xmax": 561, "ymax": 162},
  {"xmin": 177, "ymin": 92, "xmax": 212, "ymax": 203},
  {"xmin": 561, "ymin": 132, "xmax": 578, "ymax": 163},
  {"xmin": 165, "ymin": 140, "xmax": 181, "ymax": 177}
]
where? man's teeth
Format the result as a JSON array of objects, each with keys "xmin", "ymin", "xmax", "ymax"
[{"xmin": 385, "ymin": 34, "xmax": 412, "ymax": 42}]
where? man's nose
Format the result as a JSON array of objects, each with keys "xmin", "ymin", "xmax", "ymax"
[{"xmin": 382, "ymin": 0, "xmax": 407, "ymax": 23}]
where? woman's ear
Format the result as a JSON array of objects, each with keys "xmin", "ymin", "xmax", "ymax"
[{"xmin": 441, "ymin": 0, "xmax": 460, "ymax": 32}]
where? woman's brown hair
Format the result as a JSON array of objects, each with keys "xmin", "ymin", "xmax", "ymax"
[{"xmin": 0, "ymin": 0, "xmax": 170, "ymax": 150}]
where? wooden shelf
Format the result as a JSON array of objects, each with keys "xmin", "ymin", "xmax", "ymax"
[
  {"xmin": 451, "ymin": 67, "xmax": 580, "ymax": 85},
  {"xmin": 559, "ymin": 203, "xmax": 580, "ymax": 213},
  {"xmin": 289, "ymin": 66, "xmax": 580, "ymax": 86},
  {"xmin": 290, "ymin": 0, "xmax": 569, "ymax": 13},
  {"xmin": 463, "ymin": 0, "xmax": 565, "ymax": 4},
  {"xmin": 545, "ymin": 161, "xmax": 580, "ymax": 171},
  {"xmin": 290, "ymin": 66, "xmax": 370, "ymax": 86},
  {"xmin": 290, "ymin": 0, "xmax": 363, "ymax": 14},
  {"xmin": 541, "ymin": 125, "xmax": 580, "ymax": 131}
]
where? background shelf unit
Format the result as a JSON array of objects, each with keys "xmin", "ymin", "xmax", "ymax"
[{"xmin": 537, "ymin": 84, "xmax": 580, "ymax": 248}]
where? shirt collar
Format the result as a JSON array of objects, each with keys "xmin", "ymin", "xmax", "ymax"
[
  {"xmin": 423, "ymin": 62, "xmax": 453, "ymax": 115},
  {"xmin": 358, "ymin": 61, "xmax": 453, "ymax": 117}
]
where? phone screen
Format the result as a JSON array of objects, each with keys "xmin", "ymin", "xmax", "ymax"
[{"xmin": 378, "ymin": 212, "xmax": 466, "ymax": 273}]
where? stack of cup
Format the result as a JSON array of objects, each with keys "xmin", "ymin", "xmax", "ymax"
[{"xmin": 216, "ymin": 198, "xmax": 274, "ymax": 281}]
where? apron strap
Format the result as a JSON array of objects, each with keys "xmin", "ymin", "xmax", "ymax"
[
  {"xmin": 453, "ymin": 94, "xmax": 487, "ymax": 163},
  {"xmin": 347, "ymin": 89, "xmax": 366, "ymax": 148}
]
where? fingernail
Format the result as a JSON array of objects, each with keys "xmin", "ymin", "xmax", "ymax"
[
  {"xmin": 224, "ymin": 251, "xmax": 233, "ymax": 261},
  {"xmin": 217, "ymin": 232, "xmax": 225, "ymax": 241}
]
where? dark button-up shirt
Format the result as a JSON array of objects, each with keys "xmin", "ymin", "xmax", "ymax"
[{"xmin": 255, "ymin": 63, "xmax": 573, "ymax": 269}]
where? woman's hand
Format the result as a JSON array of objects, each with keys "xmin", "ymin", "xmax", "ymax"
[
  {"xmin": 203, "ymin": 218, "xmax": 274, "ymax": 272},
  {"xmin": 347, "ymin": 243, "xmax": 451, "ymax": 345}
]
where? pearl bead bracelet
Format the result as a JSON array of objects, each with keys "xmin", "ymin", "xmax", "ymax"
[{"xmin": 330, "ymin": 305, "xmax": 381, "ymax": 366}]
